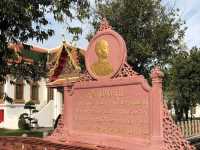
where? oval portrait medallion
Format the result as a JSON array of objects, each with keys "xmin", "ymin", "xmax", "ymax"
[{"xmin": 85, "ymin": 29, "xmax": 127, "ymax": 80}]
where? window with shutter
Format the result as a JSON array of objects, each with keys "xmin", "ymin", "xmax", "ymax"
[
  {"xmin": 0, "ymin": 83, "xmax": 4, "ymax": 103},
  {"xmin": 15, "ymin": 80, "xmax": 24, "ymax": 103},
  {"xmin": 47, "ymin": 87, "xmax": 54, "ymax": 102},
  {"xmin": 31, "ymin": 82, "xmax": 39, "ymax": 104}
]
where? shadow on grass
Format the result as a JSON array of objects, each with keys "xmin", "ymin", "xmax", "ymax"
[{"xmin": 0, "ymin": 128, "xmax": 43, "ymax": 137}]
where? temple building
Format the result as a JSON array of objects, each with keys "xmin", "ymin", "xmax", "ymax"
[{"xmin": 0, "ymin": 41, "xmax": 85, "ymax": 129}]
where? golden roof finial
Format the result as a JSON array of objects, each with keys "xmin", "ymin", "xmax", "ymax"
[
  {"xmin": 98, "ymin": 18, "xmax": 112, "ymax": 32},
  {"xmin": 62, "ymin": 34, "xmax": 66, "ymax": 43}
]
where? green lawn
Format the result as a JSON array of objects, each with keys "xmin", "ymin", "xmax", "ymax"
[{"xmin": 0, "ymin": 128, "xmax": 43, "ymax": 137}]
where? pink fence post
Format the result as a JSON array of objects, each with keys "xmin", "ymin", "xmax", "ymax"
[
  {"xmin": 181, "ymin": 121, "xmax": 184, "ymax": 137},
  {"xmin": 188, "ymin": 120, "xmax": 191, "ymax": 137},
  {"xmin": 197, "ymin": 120, "xmax": 199, "ymax": 135},
  {"xmin": 191, "ymin": 120, "xmax": 193, "ymax": 136},
  {"xmin": 180, "ymin": 121, "xmax": 184, "ymax": 136},
  {"xmin": 190, "ymin": 120, "xmax": 192, "ymax": 136},
  {"xmin": 63, "ymin": 82, "xmax": 74, "ymax": 141},
  {"xmin": 193, "ymin": 120, "xmax": 195, "ymax": 136},
  {"xmin": 195, "ymin": 120, "xmax": 197, "ymax": 135},
  {"xmin": 199, "ymin": 120, "xmax": 200, "ymax": 134},
  {"xmin": 150, "ymin": 66, "xmax": 164, "ymax": 144},
  {"xmin": 179, "ymin": 122, "xmax": 182, "ymax": 134},
  {"xmin": 184, "ymin": 121, "xmax": 189, "ymax": 137},
  {"xmin": 192, "ymin": 120, "xmax": 195, "ymax": 136}
]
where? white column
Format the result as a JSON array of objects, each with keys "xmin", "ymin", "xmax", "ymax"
[
  {"xmin": 38, "ymin": 79, "xmax": 48, "ymax": 105},
  {"xmin": 53, "ymin": 89, "xmax": 63, "ymax": 120},
  {"xmin": 5, "ymin": 77, "xmax": 15, "ymax": 99},
  {"xmin": 24, "ymin": 82, "xmax": 30, "ymax": 102}
]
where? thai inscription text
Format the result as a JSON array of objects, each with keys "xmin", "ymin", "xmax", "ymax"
[{"xmin": 72, "ymin": 85, "xmax": 150, "ymax": 139}]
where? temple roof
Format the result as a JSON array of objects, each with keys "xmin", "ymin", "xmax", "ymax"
[
  {"xmin": 47, "ymin": 41, "xmax": 85, "ymax": 85},
  {"xmin": 8, "ymin": 41, "xmax": 86, "ymax": 85}
]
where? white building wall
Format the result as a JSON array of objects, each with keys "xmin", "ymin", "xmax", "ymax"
[
  {"xmin": 53, "ymin": 89, "xmax": 63, "ymax": 120},
  {"xmin": 170, "ymin": 104, "xmax": 200, "ymax": 119},
  {"xmin": 0, "ymin": 77, "xmax": 62, "ymax": 129},
  {"xmin": 0, "ymin": 103, "xmax": 29, "ymax": 129},
  {"xmin": 192, "ymin": 105, "xmax": 200, "ymax": 118},
  {"xmin": 33, "ymin": 100, "xmax": 54, "ymax": 127}
]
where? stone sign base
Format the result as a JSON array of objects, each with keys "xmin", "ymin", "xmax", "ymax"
[
  {"xmin": 0, "ymin": 136, "xmax": 96, "ymax": 150},
  {"xmin": 46, "ymin": 103, "xmax": 195, "ymax": 150}
]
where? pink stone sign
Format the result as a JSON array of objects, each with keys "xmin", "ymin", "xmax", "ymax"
[
  {"xmin": 46, "ymin": 18, "xmax": 195, "ymax": 150},
  {"xmin": 67, "ymin": 78, "xmax": 153, "ymax": 149},
  {"xmin": 72, "ymin": 84, "xmax": 150, "ymax": 140}
]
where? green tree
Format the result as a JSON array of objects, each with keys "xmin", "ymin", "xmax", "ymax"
[
  {"xmin": 23, "ymin": 101, "xmax": 38, "ymax": 129},
  {"xmin": 166, "ymin": 48, "xmax": 200, "ymax": 121},
  {"xmin": 89, "ymin": 0, "xmax": 186, "ymax": 78},
  {"xmin": 0, "ymin": 0, "xmax": 90, "ymax": 82}
]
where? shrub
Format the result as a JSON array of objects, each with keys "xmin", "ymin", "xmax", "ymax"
[{"xmin": 18, "ymin": 113, "xmax": 30, "ymax": 130}]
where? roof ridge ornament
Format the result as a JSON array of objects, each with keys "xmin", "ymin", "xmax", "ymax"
[{"xmin": 98, "ymin": 18, "xmax": 112, "ymax": 32}]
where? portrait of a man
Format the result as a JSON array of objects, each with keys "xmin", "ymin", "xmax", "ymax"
[{"xmin": 91, "ymin": 39, "xmax": 113, "ymax": 76}]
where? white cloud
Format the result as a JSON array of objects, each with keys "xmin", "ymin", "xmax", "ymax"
[{"xmin": 174, "ymin": 0, "xmax": 200, "ymax": 48}]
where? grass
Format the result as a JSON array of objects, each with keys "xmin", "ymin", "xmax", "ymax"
[{"xmin": 0, "ymin": 128, "xmax": 43, "ymax": 137}]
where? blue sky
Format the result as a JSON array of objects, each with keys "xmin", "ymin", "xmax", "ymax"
[
  {"xmin": 29, "ymin": 0, "xmax": 200, "ymax": 50},
  {"xmin": 163, "ymin": 0, "xmax": 200, "ymax": 49}
]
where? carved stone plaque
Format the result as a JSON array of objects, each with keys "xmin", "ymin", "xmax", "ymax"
[{"xmin": 71, "ymin": 83, "xmax": 150, "ymax": 140}]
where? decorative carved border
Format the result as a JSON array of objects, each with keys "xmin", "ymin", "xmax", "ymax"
[
  {"xmin": 113, "ymin": 62, "xmax": 138, "ymax": 78},
  {"xmin": 79, "ymin": 62, "xmax": 138, "ymax": 82}
]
